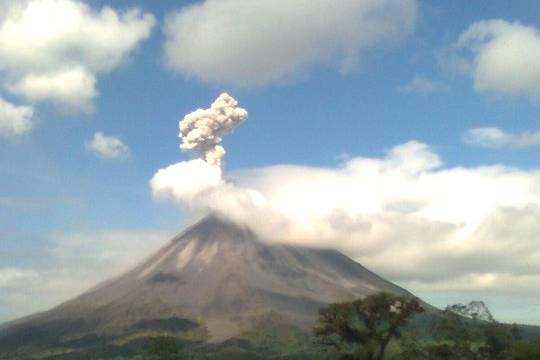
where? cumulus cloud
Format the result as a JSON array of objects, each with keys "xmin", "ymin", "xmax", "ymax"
[
  {"xmin": 151, "ymin": 159, "xmax": 224, "ymax": 201},
  {"xmin": 399, "ymin": 75, "xmax": 449, "ymax": 94},
  {"xmin": 151, "ymin": 139, "xmax": 540, "ymax": 300},
  {"xmin": 0, "ymin": 0, "xmax": 155, "ymax": 111},
  {"xmin": 86, "ymin": 131, "xmax": 131, "ymax": 160},
  {"xmin": 464, "ymin": 127, "xmax": 540, "ymax": 149},
  {"xmin": 0, "ymin": 96, "xmax": 34, "ymax": 137},
  {"xmin": 164, "ymin": 0, "xmax": 417, "ymax": 86},
  {"xmin": 7, "ymin": 67, "xmax": 97, "ymax": 112},
  {"xmin": 449, "ymin": 19, "xmax": 540, "ymax": 99}
]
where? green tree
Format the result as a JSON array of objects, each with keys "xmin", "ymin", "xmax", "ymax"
[
  {"xmin": 396, "ymin": 300, "xmax": 523, "ymax": 360},
  {"xmin": 313, "ymin": 292, "xmax": 424, "ymax": 360},
  {"xmin": 428, "ymin": 307, "xmax": 482, "ymax": 359},
  {"xmin": 439, "ymin": 302, "xmax": 519, "ymax": 360},
  {"xmin": 480, "ymin": 322, "xmax": 516, "ymax": 359}
]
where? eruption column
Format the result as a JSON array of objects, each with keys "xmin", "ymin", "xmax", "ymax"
[{"xmin": 179, "ymin": 93, "xmax": 248, "ymax": 167}]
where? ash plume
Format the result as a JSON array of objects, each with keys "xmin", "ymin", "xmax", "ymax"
[{"xmin": 179, "ymin": 93, "xmax": 248, "ymax": 167}]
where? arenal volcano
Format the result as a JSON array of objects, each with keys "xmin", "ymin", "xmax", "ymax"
[{"xmin": 0, "ymin": 214, "xmax": 414, "ymax": 358}]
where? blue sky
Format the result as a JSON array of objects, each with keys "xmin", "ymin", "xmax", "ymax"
[{"xmin": 2, "ymin": 0, "xmax": 540, "ymax": 324}]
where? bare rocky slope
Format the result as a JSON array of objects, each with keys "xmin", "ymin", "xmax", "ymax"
[{"xmin": 0, "ymin": 214, "xmax": 413, "ymax": 357}]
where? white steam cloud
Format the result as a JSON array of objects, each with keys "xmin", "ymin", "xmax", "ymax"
[
  {"xmin": 151, "ymin": 98, "xmax": 540, "ymax": 322},
  {"xmin": 179, "ymin": 93, "xmax": 247, "ymax": 167},
  {"xmin": 151, "ymin": 93, "xmax": 247, "ymax": 205},
  {"xmin": 151, "ymin": 159, "xmax": 223, "ymax": 201}
]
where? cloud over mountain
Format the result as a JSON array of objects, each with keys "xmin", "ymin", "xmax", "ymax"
[
  {"xmin": 151, "ymin": 137, "xmax": 540, "ymax": 300},
  {"xmin": 151, "ymin": 159, "xmax": 223, "ymax": 201}
]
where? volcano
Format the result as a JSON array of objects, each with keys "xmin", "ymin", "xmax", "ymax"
[{"xmin": 0, "ymin": 215, "xmax": 413, "ymax": 358}]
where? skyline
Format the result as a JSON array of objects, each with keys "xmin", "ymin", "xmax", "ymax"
[{"xmin": 1, "ymin": 0, "xmax": 540, "ymax": 325}]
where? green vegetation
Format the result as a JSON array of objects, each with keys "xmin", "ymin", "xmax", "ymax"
[
  {"xmin": 315, "ymin": 294, "xmax": 540, "ymax": 360},
  {"xmin": 394, "ymin": 302, "xmax": 523, "ymax": 359},
  {"xmin": 142, "ymin": 336, "xmax": 181, "ymax": 360},
  {"xmin": 507, "ymin": 337, "xmax": 540, "ymax": 359},
  {"xmin": 313, "ymin": 292, "xmax": 424, "ymax": 359}
]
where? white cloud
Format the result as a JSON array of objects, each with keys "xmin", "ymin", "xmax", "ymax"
[
  {"xmin": 0, "ymin": 0, "xmax": 155, "ymax": 111},
  {"xmin": 48, "ymin": 229, "xmax": 171, "ymax": 272},
  {"xmin": 451, "ymin": 19, "xmax": 540, "ymax": 99},
  {"xmin": 164, "ymin": 0, "xmax": 417, "ymax": 86},
  {"xmin": 0, "ymin": 96, "xmax": 34, "ymax": 137},
  {"xmin": 464, "ymin": 127, "xmax": 540, "ymax": 149},
  {"xmin": 151, "ymin": 141, "xmax": 540, "ymax": 301},
  {"xmin": 399, "ymin": 75, "xmax": 449, "ymax": 94},
  {"xmin": 0, "ymin": 229, "xmax": 171, "ymax": 323},
  {"xmin": 86, "ymin": 131, "xmax": 131, "ymax": 160},
  {"xmin": 7, "ymin": 67, "xmax": 97, "ymax": 112},
  {"xmin": 151, "ymin": 159, "xmax": 224, "ymax": 201},
  {"xmin": 0, "ymin": 268, "xmax": 39, "ymax": 289}
]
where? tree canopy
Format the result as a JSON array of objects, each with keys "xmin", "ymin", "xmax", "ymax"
[{"xmin": 313, "ymin": 292, "xmax": 424, "ymax": 360}]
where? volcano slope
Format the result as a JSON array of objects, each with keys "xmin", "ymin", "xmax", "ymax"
[{"xmin": 0, "ymin": 214, "xmax": 415, "ymax": 359}]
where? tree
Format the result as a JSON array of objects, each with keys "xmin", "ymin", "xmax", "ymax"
[
  {"xmin": 143, "ymin": 336, "xmax": 181, "ymax": 360},
  {"xmin": 442, "ymin": 301, "xmax": 520, "ymax": 360},
  {"xmin": 313, "ymin": 292, "xmax": 424, "ymax": 360},
  {"xmin": 396, "ymin": 300, "xmax": 523, "ymax": 360},
  {"xmin": 428, "ymin": 306, "xmax": 483, "ymax": 359},
  {"xmin": 481, "ymin": 321, "xmax": 515, "ymax": 359}
]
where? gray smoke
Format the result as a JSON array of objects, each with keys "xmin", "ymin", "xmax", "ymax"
[{"xmin": 179, "ymin": 93, "xmax": 248, "ymax": 167}]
